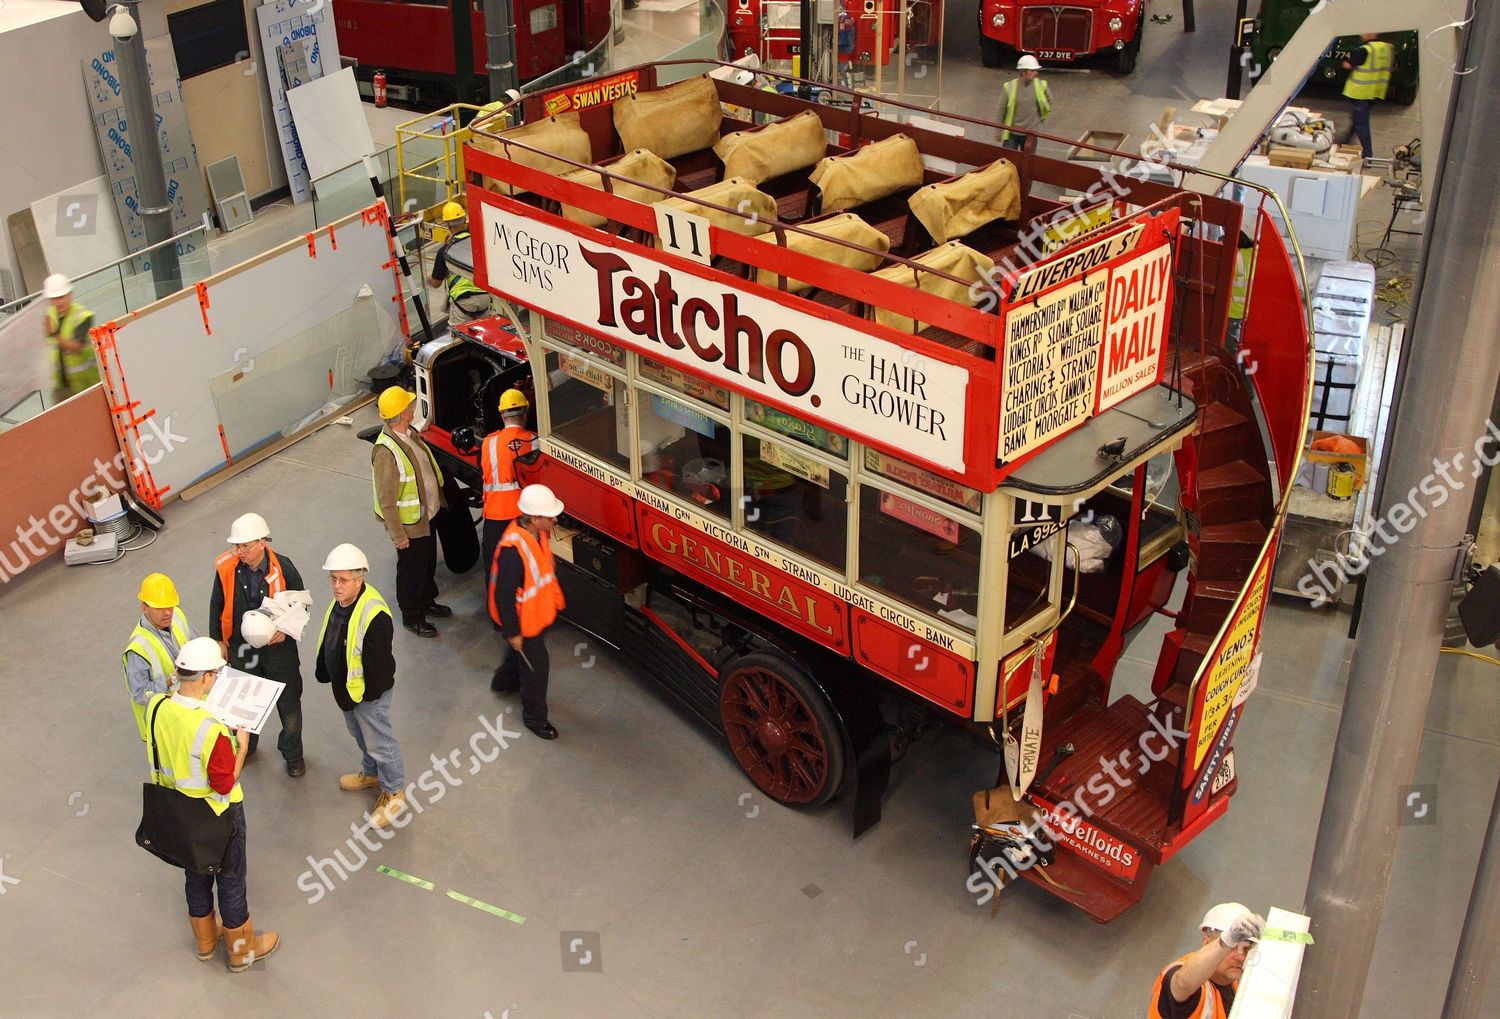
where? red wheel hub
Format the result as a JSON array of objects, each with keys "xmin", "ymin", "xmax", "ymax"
[{"xmin": 721, "ymin": 666, "xmax": 830, "ymax": 804}]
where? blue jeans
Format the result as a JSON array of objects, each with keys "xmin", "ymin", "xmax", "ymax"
[
  {"xmin": 1349, "ymin": 99, "xmax": 1374, "ymax": 157},
  {"xmin": 185, "ymin": 801, "xmax": 248, "ymax": 928},
  {"xmin": 344, "ymin": 690, "xmax": 406, "ymax": 793}
]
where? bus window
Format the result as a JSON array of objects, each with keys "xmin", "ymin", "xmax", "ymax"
[
  {"xmin": 857, "ymin": 485, "xmax": 980, "ymax": 633},
  {"xmin": 745, "ymin": 399, "xmax": 849, "ymax": 459},
  {"xmin": 1107, "ymin": 453, "xmax": 1182, "ymax": 569},
  {"xmin": 638, "ymin": 356, "xmax": 731, "ymax": 411},
  {"xmin": 543, "ymin": 346, "xmax": 629, "ymax": 471},
  {"xmin": 1006, "ymin": 534, "xmax": 1056, "ymax": 631},
  {"xmin": 640, "ymin": 391, "xmax": 732, "ymax": 519},
  {"xmin": 743, "ymin": 435, "xmax": 848, "ymax": 570}
]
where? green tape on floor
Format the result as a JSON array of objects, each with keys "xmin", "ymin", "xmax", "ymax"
[
  {"xmin": 1260, "ymin": 928, "xmax": 1314, "ymax": 945},
  {"xmin": 376, "ymin": 865, "xmax": 434, "ymax": 890},
  {"xmin": 446, "ymin": 889, "xmax": 525, "ymax": 924}
]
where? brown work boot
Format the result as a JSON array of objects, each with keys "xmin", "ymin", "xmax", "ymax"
[
  {"xmin": 339, "ymin": 771, "xmax": 380, "ymax": 791},
  {"xmin": 189, "ymin": 912, "xmax": 222, "ymax": 962},
  {"xmin": 225, "ymin": 916, "xmax": 279, "ymax": 973},
  {"xmin": 368, "ymin": 790, "xmax": 408, "ymax": 829}
]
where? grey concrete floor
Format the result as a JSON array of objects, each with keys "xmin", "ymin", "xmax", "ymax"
[{"xmin": 1, "ymin": 3, "xmax": 1493, "ymax": 1017}]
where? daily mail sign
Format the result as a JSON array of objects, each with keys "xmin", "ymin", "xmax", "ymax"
[{"xmin": 478, "ymin": 201, "xmax": 971, "ymax": 471}]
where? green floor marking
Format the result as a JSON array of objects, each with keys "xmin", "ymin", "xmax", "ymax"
[
  {"xmin": 446, "ymin": 889, "xmax": 525, "ymax": 924},
  {"xmin": 376, "ymin": 865, "xmax": 434, "ymax": 890}
]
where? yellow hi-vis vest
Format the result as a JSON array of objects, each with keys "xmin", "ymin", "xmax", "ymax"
[
  {"xmin": 144, "ymin": 693, "xmax": 244, "ymax": 815},
  {"xmin": 373, "ymin": 431, "xmax": 444, "ymax": 525},
  {"xmin": 1228, "ymin": 247, "xmax": 1255, "ymax": 321},
  {"xmin": 123, "ymin": 611, "xmax": 192, "ymax": 741},
  {"xmin": 1343, "ymin": 40, "xmax": 1394, "ymax": 101},
  {"xmin": 316, "ymin": 583, "xmax": 392, "ymax": 704},
  {"xmin": 1001, "ymin": 78, "xmax": 1051, "ymax": 141},
  {"xmin": 445, "ymin": 231, "xmax": 485, "ymax": 301},
  {"xmin": 45, "ymin": 302, "xmax": 100, "ymax": 391}
]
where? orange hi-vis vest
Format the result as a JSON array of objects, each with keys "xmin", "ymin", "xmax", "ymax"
[
  {"xmin": 481, "ymin": 425, "xmax": 536, "ymax": 520},
  {"xmin": 214, "ymin": 547, "xmax": 286, "ymax": 640},
  {"xmin": 1148, "ymin": 954, "xmax": 1237, "ymax": 1019},
  {"xmin": 489, "ymin": 522, "xmax": 565, "ymax": 637}
]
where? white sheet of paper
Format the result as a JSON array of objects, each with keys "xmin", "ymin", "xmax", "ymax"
[
  {"xmin": 258, "ymin": 590, "xmax": 314, "ymax": 640},
  {"xmin": 204, "ymin": 667, "xmax": 286, "ymax": 735}
]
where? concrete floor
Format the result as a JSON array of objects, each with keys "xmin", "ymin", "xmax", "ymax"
[{"xmin": 2, "ymin": 2, "xmax": 1494, "ymax": 1017}]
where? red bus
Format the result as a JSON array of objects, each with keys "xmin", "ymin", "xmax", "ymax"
[{"xmin": 414, "ymin": 63, "xmax": 1312, "ymax": 921}]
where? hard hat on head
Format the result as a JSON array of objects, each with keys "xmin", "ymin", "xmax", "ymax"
[
  {"xmin": 518, "ymin": 483, "xmax": 565, "ymax": 518},
  {"xmin": 1017, "ymin": 54, "xmax": 1042, "ymax": 71},
  {"xmin": 175, "ymin": 637, "xmax": 227, "ymax": 674},
  {"xmin": 441, "ymin": 201, "xmax": 466, "ymax": 222},
  {"xmin": 227, "ymin": 512, "xmax": 270, "ymax": 544},
  {"xmin": 322, "ymin": 543, "xmax": 370, "ymax": 572},
  {"xmin": 498, "ymin": 388, "xmax": 530, "ymax": 413},
  {"xmin": 378, "ymin": 386, "xmax": 416, "ymax": 420},
  {"xmin": 138, "ymin": 573, "xmax": 180, "ymax": 609},
  {"xmin": 43, "ymin": 273, "xmax": 73, "ymax": 299},
  {"xmin": 1201, "ymin": 902, "xmax": 1251, "ymax": 933},
  {"xmin": 240, "ymin": 611, "xmax": 278, "ymax": 649}
]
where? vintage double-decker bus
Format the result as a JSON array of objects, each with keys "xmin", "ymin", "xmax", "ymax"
[{"xmin": 412, "ymin": 63, "xmax": 1313, "ymax": 921}]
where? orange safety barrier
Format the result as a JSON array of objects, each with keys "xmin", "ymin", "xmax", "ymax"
[{"xmin": 195, "ymin": 282, "xmax": 212, "ymax": 335}]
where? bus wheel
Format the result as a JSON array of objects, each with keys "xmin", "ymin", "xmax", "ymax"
[{"xmin": 719, "ymin": 653, "xmax": 848, "ymax": 807}]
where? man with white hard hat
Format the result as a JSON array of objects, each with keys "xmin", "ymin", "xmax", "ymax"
[
  {"xmin": 122, "ymin": 573, "xmax": 198, "ymax": 741},
  {"xmin": 488, "ymin": 484, "xmax": 567, "ymax": 739},
  {"xmin": 41, "ymin": 273, "xmax": 99, "ymax": 402},
  {"xmin": 144, "ymin": 637, "xmax": 279, "ymax": 972},
  {"xmin": 1147, "ymin": 902, "xmax": 1265, "ymax": 1017},
  {"xmin": 209, "ymin": 512, "xmax": 307, "ymax": 776},
  {"xmin": 315, "ymin": 543, "xmax": 410, "ymax": 828},
  {"xmin": 372, "ymin": 386, "xmax": 450, "ymax": 638},
  {"xmin": 999, "ymin": 54, "xmax": 1052, "ymax": 151}
]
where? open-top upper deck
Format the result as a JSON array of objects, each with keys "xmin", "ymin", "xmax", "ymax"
[{"xmin": 457, "ymin": 61, "xmax": 1245, "ymax": 496}]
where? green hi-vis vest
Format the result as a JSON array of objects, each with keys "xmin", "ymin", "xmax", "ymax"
[
  {"xmin": 1001, "ymin": 79, "xmax": 1052, "ymax": 141},
  {"xmin": 45, "ymin": 302, "xmax": 100, "ymax": 391},
  {"xmin": 1343, "ymin": 41, "xmax": 1394, "ymax": 101},
  {"xmin": 144, "ymin": 694, "xmax": 243, "ymax": 815},
  {"xmin": 373, "ymin": 431, "xmax": 444, "ymax": 524},
  {"xmin": 316, "ymin": 583, "xmax": 392, "ymax": 704},
  {"xmin": 446, "ymin": 231, "xmax": 485, "ymax": 301},
  {"xmin": 123, "ymin": 611, "xmax": 192, "ymax": 741},
  {"xmin": 1229, "ymin": 248, "xmax": 1255, "ymax": 321}
]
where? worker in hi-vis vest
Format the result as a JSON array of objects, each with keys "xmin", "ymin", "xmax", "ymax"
[
  {"xmin": 372, "ymin": 386, "xmax": 450, "ymax": 637},
  {"xmin": 1147, "ymin": 903, "xmax": 1264, "ymax": 1018},
  {"xmin": 1000, "ymin": 55, "xmax": 1052, "ymax": 151},
  {"xmin": 42, "ymin": 273, "xmax": 98, "ymax": 403},
  {"xmin": 480, "ymin": 388, "xmax": 539, "ymax": 585},
  {"xmin": 122, "ymin": 573, "xmax": 198, "ymax": 741},
  {"xmin": 1341, "ymin": 34, "xmax": 1395, "ymax": 158},
  {"xmin": 426, "ymin": 201, "xmax": 493, "ymax": 325}
]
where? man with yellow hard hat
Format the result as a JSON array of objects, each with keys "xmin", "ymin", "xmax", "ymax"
[
  {"xmin": 122, "ymin": 573, "xmax": 198, "ymax": 741},
  {"xmin": 372, "ymin": 386, "xmax": 449, "ymax": 637},
  {"xmin": 426, "ymin": 201, "xmax": 493, "ymax": 325},
  {"xmin": 480, "ymin": 388, "xmax": 539, "ymax": 583}
]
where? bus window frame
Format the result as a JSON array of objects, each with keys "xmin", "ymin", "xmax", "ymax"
[
  {"xmin": 630, "ymin": 367, "xmax": 735, "ymax": 520},
  {"xmin": 536, "ymin": 328, "xmax": 633, "ymax": 481}
]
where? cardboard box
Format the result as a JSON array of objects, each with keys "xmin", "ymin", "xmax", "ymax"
[
  {"xmin": 1305, "ymin": 430, "xmax": 1369, "ymax": 490},
  {"xmin": 1269, "ymin": 144, "xmax": 1316, "ymax": 169}
]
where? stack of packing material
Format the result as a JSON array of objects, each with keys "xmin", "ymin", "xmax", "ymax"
[{"xmin": 1309, "ymin": 261, "xmax": 1375, "ymax": 433}]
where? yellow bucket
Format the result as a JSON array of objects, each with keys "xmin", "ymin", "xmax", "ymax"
[{"xmin": 1328, "ymin": 462, "xmax": 1356, "ymax": 500}]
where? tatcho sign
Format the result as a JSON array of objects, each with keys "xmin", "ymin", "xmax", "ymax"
[{"xmin": 479, "ymin": 201, "xmax": 971, "ymax": 471}]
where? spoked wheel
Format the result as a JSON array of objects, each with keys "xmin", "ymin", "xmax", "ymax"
[{"xmin": 718, "ymin": 653, "xmax": 847, "ymax": 807}]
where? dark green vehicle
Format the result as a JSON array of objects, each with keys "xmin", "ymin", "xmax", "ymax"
[{"xmin": 1249, "ymin": 0, "xmax": 1419, "ymax": 106}]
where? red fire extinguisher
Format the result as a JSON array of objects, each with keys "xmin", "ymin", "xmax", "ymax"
[{"xmin": 373, "ymin": 70, "xmax": 387, "ymax": 108}]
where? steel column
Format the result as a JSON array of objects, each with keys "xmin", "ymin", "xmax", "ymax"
[{"xmin": 114, "ymin": 0, "xmax": 181, "ymax": 298}]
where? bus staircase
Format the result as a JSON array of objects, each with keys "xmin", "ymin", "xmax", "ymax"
[{"xmin": 1019, "ymin": 346, "xmax": 1274, "ymax": 922}]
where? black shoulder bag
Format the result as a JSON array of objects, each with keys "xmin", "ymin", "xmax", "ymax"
[{"xmin": 135, "ymin": 697, "xmax": 234, "ymax": 873}]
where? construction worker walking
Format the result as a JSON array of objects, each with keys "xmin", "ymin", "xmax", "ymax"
[
  {"xmin": 208, "ymin": 512, "xmax": 307, "ymax": 776},
  {"xmin": 372, "ymin": 386, "xmax": 450, "ymax": 637},
  {"xmin": 1342, "ymin": 33, "xmax": 1395, "ymax": 158},
  {"xmin": 489, "ymin": 484, "xmax": 567, "ymax": 739},
  {"xmin": 999, "ymin": 55, "xmax": 1052, "ymax": 151},
  {"xmin": 480, "ymin": 388, "xmax": 539, "ymax": 580},
  {"xmin": 316, "ymin": 544, "xmax": 409, "ymax": 829},
  {"xmin": 145, "ymin": 637, "xmax": 279, "ymax": 972},
  {"xmin": 123, "ymin": 573, "xmax": 197, "ymax": 741},
  {"xmin": 426, "ymin": 201, "xmax": 494, "ymax": 325},
  {"xmin": 41, "ymin": 273, "xmax": 99, "ymax": 403}
]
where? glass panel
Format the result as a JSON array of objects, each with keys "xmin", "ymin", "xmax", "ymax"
[
  {"xmin": 744, "ymin": 434, "xmax": 848, "ymax": 570},
  {"xmin": 544, "ymin": 348, "xmax": 629, "ymax": 470},
  {"xmin": 745, "ymin": 399, "xmax": 848, "ymax": 458},
  {"xmin": 639, "ymin": 356, "xmax": 730, "ymax": 410},
  {"xmin": 540, "ymin": 314, "xmax": 626, "ymax": 367},
  {"xmin": 529, "ymin": 3, "xmax": 558, "ymax": 32},
  {"xmin": 639, "ymin": 392, "xmax": 732, "ymax": 518},
  {"xmin": 863, "ymin": 448, "xmax": 982, "ymax": 513},
  {"xmin": 858, "ymin": 486, "xmax": 980, "ymax": 632},
  {"xmin": 1006, "ymin": 536, "xmax": 1055, "ymax": 631}
]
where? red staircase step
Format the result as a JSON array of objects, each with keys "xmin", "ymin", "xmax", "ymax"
[
  {"xmin": 1196, "ymin": 404, "xmax": 1257, "ymax": 465},
  {"xmin": 1017, "ymin": 845, "xmax": 1152, "ymax": 924},
  {"xmin": 1197, "ymin": 460, "xmax": 1271, "ymax": 523},
  {"xmin": 1171, "ymin": 631, "xmax": 1216, "ymax": 683}
]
